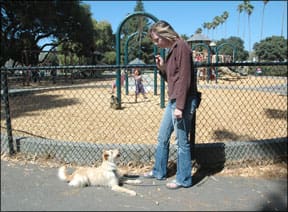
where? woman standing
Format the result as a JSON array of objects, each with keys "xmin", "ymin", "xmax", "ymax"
[{"xmin": 144, "ymin": 20, "xmax": 198, "ymax": 189}]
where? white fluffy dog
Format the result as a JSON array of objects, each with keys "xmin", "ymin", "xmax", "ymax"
[{"xmin": 58, "ymin": 149, "xmax": 141, "ymax": 196}]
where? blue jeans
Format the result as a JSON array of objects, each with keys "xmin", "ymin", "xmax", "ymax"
[{"xmin": 152, "ymin": 98, "xmax": 193, "ymax": 187}]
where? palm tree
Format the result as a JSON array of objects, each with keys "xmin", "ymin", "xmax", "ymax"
[
  {"xmin": 222, "ymin": 11, "xmax": 229, "ymax": 38},
  {"xmin": 207, "ymin": 22, "xmax": 213, "ymax": 38},
  {"xmin": 213, "ymin": 16, "xmax": 220, "ymax": 39},
  {"xmin": 195, "ymin": 28, "xmax": 202, "ymax": 34},
  {"xmin": 202, "ymin": 22, "xmax": 210, "ymax": 36},
  {"xmin": 237, "ymin": 3, "xmax": 244, "ymax": 37},
  {"xmin": 211, "ymin": 21, "xmax": 217, "ymax": 40},
  {"xmin": 242, "ymin": 1, "xmax": 248, "ymax": 41},
  {"xmin": 281, "ymin": 1, "xmax": 287, "ymax": 37},
  {"xmin": 244, "ymin": 1, "xmax": 254, "ymax": 51},
  {"xmin": 217, "ymin": 15, "xmax": 225, "ymax": 38},
  {"xmin": 260, "ymin": 0, "xmax": 269, "ymax": 40}
]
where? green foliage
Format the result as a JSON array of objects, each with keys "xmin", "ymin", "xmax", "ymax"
[
  {"xmin": 247, "ymin": 65, "xmax": 287, "ymax": 77},
  {"xmin": 103, "ymin": 51, "xmax": 116, "ymax": 65},
  {"xmin": 262, "ymin": 65, "xmax": 287, "ymax": 77},
  {"xmin": 93, "ymin": 20, "xmax": 115, "ymax": 53},
  {"xmin": 253, "ymin": 36, "xmax": 287, "ymax": 62},
  {"xmin": 119, "ymin": 0, "xmax": 154, "ymax": 64},
  {"xmin": 1, "ymin": 0, "xmax": 94, "ymax": 66},
  {"xmin": 55, "ymin": 18, "xmax": 115, "ymax": 65},
  {"xmin": 181, "ymin": 34, "xmax": 189, "ymax": 40},
  {"xmin": 216, "ymin": 36, "xmax": 249, "ymax": 61}
]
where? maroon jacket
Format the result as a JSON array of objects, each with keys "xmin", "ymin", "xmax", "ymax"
[{"xmin": 159, "ymin": 39, "xmax": 197, "ymax": 111}]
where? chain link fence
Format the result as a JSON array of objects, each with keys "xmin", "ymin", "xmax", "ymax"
[{"xmin": 1, "ymin": 63, "xmax": 287, "ymax": 167}]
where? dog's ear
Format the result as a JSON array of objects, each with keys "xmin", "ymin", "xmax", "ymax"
[
  {"xmin": 103, "ymin": 151, "xmax": 109, "ymax": 161},
  {"xmin": 114, "ymin": 149, "xmax": 120, "ymax": 157}
]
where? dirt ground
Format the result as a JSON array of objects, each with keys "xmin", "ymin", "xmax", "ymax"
[{"xmin": 3, "ymin": 75, "xmax": 287, "ymax": 145}]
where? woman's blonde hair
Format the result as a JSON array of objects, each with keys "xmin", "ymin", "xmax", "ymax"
[{"xmin": 148, "ymin": 20, "xmax": 180, "ymax": 42}]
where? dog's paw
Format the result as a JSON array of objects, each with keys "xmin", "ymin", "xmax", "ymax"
[
  {"xmin": 68, "ymin": 181, "xmax": 80, "ymax": 187},
  {"xmin": 129, "ymin": 190, "xmax": 137, "ymax": 196},
  {"xmin": 68, "ymin": 175, "xmax": 89, "ymax": 187},
  {"xmin": 133, "ymin": 179, "xmax": 142, "ymax": 184},
  {"xmin": 124, "ymin": 179, "xmax": 142, "ymax": 184}
]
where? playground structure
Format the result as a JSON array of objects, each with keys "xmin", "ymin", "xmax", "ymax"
[
  {"xmin": 193, "ymin": 50, "xmax": 242, "ymax": 82},
  {"xmin": 188, "ymin": 33, "xmax": 242, "ymax": 83}
]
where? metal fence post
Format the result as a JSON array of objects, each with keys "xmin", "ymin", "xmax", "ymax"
[
  {"xmin": 160, "ymin": 49, "xmax": 166, "ymax": 108},
  {"xmin": 190, "ymin": 112, "xmax": 196, "ymax": 160},
  {"xmin": 153, "ymin": 46, "xmax": 158, "ymax": 95},
  {"xmin": 1, "ymin": 70, "xmax": 15, "ymax": 155}
]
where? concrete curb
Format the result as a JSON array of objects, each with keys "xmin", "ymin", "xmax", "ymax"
[{"xmin": 1, "ymin": 134, "xmax": 287, "ymax": 167}]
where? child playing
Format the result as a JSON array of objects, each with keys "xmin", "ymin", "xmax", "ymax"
[{"xmin": 133, "ymin": 68, "xmax": 147, "ymax": 102}]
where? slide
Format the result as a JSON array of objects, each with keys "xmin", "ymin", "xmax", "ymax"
[{"xmin": 218, "ymin": 66, "xmax": 242, "ymax": 78}]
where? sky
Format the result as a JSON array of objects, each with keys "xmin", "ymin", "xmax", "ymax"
[{"xmin": 83, "ymin": 0, "xmax": 287, "ymax": 51}]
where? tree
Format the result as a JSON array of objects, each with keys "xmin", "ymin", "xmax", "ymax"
[
  {"xmin": 253, "ymin": 36, "xmax": 287, "ymax": 76},
  {"xmin": 202, "ymin": 22, "xmax": 208, "ymax": 36},
  {"xmin": 217, "ymin": 36, "xmax": 249, "ymax": 61},
  {"xmin": 211, "ymin": 18, "xmax": 218, "ymax": 40},
  {"xmin": 243, "ymin": 0, "xmax": 254, "ymax": 52},
  {"xmin": 56, "ymin": 7, "xmax": 115, "ymax": 65},
  {"xmin": 260, "ymin": 0, "xmax": 269, "ymax": 40},
  {"xmin": 215, "ymin": 16, "xmax": 223, "ymax": 38},
  {"xmin": 207, "ymin": 22, "xmax": 213, "ymax": 37},
  {"xmin": 121, "ymin": 0, "xmax": 153, "ymax": 64},
  {"xmin": 91, "ymin": 20, "xmax": 115, "ymax": 65},
  {"xmin": 202, "ymin": 22, "xmax": 213, "ymax": 37},
  {"xmin": 94, "ymin": 21, "xmax": 114, "ymax": 53},
  {"xmin": 281, "ymin": 1, "xmax": 287, "ymax": 37},
  {"xmin": 195, "ymin": 28, "xmax": 203, "ymax": 34},
  {"xmin": 237, "ymin": 3, "xmax": 245, "ymax": 37},
  {"xmin": 222, "ymin": 11, "xmax": 229, "ymax": 38},
  {"xmin": 102, "ymin": 51, "xmax": 116, "ymax": 65},
  {"xmin": 253, "ymin": 36, "xmax": 287, "ymax": 61},
  {"xmin": 212, "ymin": 16, "xmax": 220, "ymax": 39},
  {"xmin": 180, "ymin": 34, "xmax": 189, "ymax": 40},
  {"xmin": 1, "ymin": 1, "xmax": 95, "ymax": 66},
  {"xmin": 219, "ymin": 15, "xmax": 225, "ymax": 38}
]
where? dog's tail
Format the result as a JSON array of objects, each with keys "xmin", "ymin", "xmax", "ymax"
[{"xmin": 58, "ymin": 166, "xmax": 73, "ymax": 182}]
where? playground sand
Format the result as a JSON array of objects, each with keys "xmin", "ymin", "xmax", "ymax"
[{"xmin": 2, "ymin": 75, "xmax": 287, "ymax": 145}]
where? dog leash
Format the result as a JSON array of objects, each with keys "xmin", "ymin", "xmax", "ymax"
[
  {"xmin": 123, "ymin": 174, "xmax": 213, "ymax": 187},
  {"xmin": 122, "ymin": 174, "xmax": 167, "ymax": 186}
]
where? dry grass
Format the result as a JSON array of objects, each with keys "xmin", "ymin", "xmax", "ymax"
[{"xmin": 215, "ymin": 162, "xmax": 287, "ymax": 179}]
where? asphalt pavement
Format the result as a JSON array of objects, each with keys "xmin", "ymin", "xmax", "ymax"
[{"xmin": 1, "ymin": 160, "xmax": 287, "ymax": 211}]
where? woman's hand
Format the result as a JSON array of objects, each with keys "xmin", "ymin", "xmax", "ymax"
[
  {"xmin": 155, "ymin": 55, "xmax": 165, "ymax": 71},
  {"xmin": 174, "ymin": 108, "xmax": 183, "ymax": 119}
]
